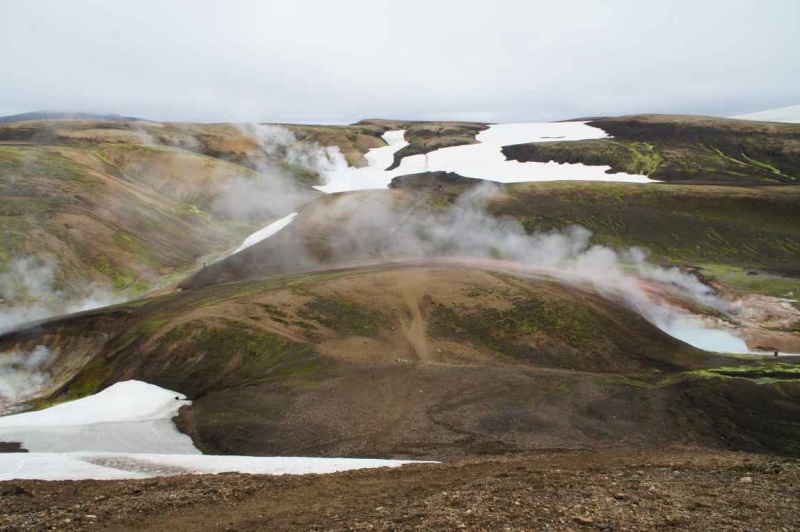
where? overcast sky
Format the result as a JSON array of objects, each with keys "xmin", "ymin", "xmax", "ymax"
[{"xmin": 0, "ymin": 0, "xmax": 798, "ymax": 124}]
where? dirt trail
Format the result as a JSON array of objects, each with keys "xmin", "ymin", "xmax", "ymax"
[
  {"xmin": 1, "ymin": 448, "xmax": 798, "ymax": 531},
  {"xmin": 399, "ymin": 285, "xmax": 431, "ymax": 363}
]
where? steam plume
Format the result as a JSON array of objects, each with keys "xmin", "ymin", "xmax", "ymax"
[
  {"xmin": 0, "ymin": 257, "xmax": 120, "ymax": 335},
  {"xmin": 0, "ymin": 345, "xmax": 52, "ymax": 412},
  {"xmin": 293, "ymin": 182, "xmax": 753, "ymax": 352}
]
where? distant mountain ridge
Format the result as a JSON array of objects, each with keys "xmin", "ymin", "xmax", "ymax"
[{"xmin": 0, "ymin": 111, "xmax": 147, "ymax": 125}]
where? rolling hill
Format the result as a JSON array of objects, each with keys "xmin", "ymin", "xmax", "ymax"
[
  {"xmin": 3, "ymin": 263, "xmax": 800, "ymax": 460},
  {"xmin": 180, "ymin": 177, "xmax": 800, "ymax": 296}
]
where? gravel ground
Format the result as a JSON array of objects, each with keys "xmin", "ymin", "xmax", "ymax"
[{"xmin": 1, "ymin": 447, "xmax": 798, "ymax": 531}]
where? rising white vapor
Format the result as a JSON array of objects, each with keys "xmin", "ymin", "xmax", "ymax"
[
  {"xmin": 0, "ymin": 345, "xmax": 52, "ymax": 413},
  {"xmin": 0, "ymin": 257, "xmax": 120, "ymax": 335}
]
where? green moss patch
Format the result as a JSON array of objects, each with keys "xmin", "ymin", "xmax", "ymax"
[
  {"xmin": 158, "ymin": 320, "xmax": 323, "ymax": 387},
  {"xmin": 258, "ymin": 303, "xmax": 290, "ymax": 325},
  {"xmin": 91, "ymin": 257, "xmax": 136, "ymax": 291},
  {"xmin": 62, "ymin": 357, "xmax": 114, "ymax": 401},
  {"xmin": 688, "ymin": 363, "xmax": 800, "ymax": 384},
  {"xmin": 113, "ymin": 233, "xmax": 157, "ymax": 266},
  {"xmin": 0, "ymin": 146, "xmax": 94, "ymax": 185},
  {"xmin": 504, "ymin": 140, "xmax": 663, "ymax": 176},
  {"xmin": 699, "ymin": 264, "xmax": 800, "ymax": 299},
  {"xmin": 298, "ymin": 295, "xmax": 386, "ymax": 336},
  {"xmin": 430, "ymin": 292, "xmax": 603, "ymax": 357}
]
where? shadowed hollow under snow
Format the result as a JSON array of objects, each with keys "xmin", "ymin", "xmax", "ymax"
[{"xmin": 0, "ymin": 381, "xmax": 428, "ymax": 480}]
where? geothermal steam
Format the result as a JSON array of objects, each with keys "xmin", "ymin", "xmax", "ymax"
[
  {"xmin": 0, "ymin": 257, "xmax": 120, "ymax": 335},
  {"xmin": 209, "ymin": 125, "xmax": 331, "ymax": 222},
  {"xmin": 291, "ymin": 183, "xmax": 757, "ymax": 353},
  {"xmin": 0, "ymin": 124, "xmax": 338, "ymax": 335},
  {"xmin": 0, "ymin": 345, "xmax": 52, "ymax": 413}
]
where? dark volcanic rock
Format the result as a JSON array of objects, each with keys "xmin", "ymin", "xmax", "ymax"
[
  {"xmin": 0, "ymin": 442, "xmax": 28, "ymax": 453},
  {"xmin": 389, "ymin": 171, "xmax": 489, "ymax": 189}
]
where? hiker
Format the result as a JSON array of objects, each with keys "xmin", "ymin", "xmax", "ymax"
[{"xmin": 774, "ymin": 350, "xmax": 779, "ymax": 358}]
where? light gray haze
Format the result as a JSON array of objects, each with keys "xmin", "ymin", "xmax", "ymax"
[{"xmin": 0, "ymin": 0, "xmax": 798, "ymax": 123}]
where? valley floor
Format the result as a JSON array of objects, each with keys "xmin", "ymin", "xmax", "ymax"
[{"xmin": 1, "ymin": 447, "xmax": 798, "ymax": 531}]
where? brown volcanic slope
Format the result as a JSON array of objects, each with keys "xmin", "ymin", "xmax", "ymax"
[
  {"xmin": 503, "ymin": 114, "xmax": 800, "ymax": 185},
  {"xmin": 3, "ymin": 264, "xmax": 800, "ymax": 459}
]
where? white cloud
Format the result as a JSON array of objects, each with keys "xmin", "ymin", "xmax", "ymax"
[{"xmin": 0, "ymin": 0, "xmax": 797, "ymax": 123}]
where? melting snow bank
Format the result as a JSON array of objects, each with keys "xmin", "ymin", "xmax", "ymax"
[
  {"xmin": 0, "ymin": 381, "xmax": 432, "ymax": 480},
  {"xmin": 393, "ymin": 122, "xmax": 653, "ymax": 184},
  {"xmin": 232, "ymin": 212, "xmax": 298, "ymax": 254},
  {"xmin": 0, "ymin": 381, "xmax": 197, "ymax": 454},
  {"xmin": 0, "ymin": 453, "xmax": 426, "ymax": 481},
  {"xmin": 316, "ymin": 122, "xmax": 653, "ymax": 193}
]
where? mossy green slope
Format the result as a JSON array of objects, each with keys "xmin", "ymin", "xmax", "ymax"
[
  {"xmin": 181, "ymin": 181, "xmax": 800, "ymax": 297},
  {"xmin": 503, "ymin": 114, "xmax": 800, "ymax": 185},
  {"xmin": 0, "ymin": 146, "xmax": 269, "ymax": 298},
  {"xmin": 493, "ymin": 182, "xmax": 800, "ymax": 277}
]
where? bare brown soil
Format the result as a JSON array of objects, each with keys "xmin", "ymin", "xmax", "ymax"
[{"xmin": 1, "ymin": 448, "xmax": 798, "ymax": 531}]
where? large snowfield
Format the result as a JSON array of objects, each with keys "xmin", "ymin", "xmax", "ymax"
[
  {"xmin": 317, "ymin": 122, "xmax": 653, "ymax": 193},
  {"xmin": 0, "ymin": 381, "xmax": 428, "ymax": 481}
]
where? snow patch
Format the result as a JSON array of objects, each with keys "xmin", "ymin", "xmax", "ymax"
[
  {"xmin": 395, "ymin": 122, "xmax": 652, "ymax": 184},
  {"xmin": 0, "ymin": 381, "xmax": 197, "ymax": 454},
  {"xmin": 232, "ymin": 211, "xmax": 298, "ymax": 254},
  {"xmin": 0, "ymin": 453, "xmax": 427, "ymax": 481}
]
